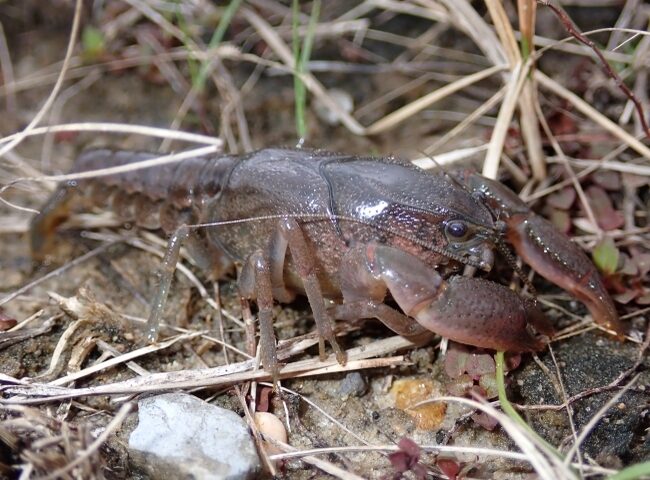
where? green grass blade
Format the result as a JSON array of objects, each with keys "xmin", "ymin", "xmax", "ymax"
[
  {"xmin": 292, "ymin": 0, "xmax": 320, "ymax": 142},
  {"xmin": 195, "ymin": 0, "xmax": 243, "ymax": 91},
  {"xmin": 608, "ymin": 462, "xmax": 650, "ymax": 480},
  {"xmin": 495, "ymin": 351, "xmax": 563, "ymax": 459}
]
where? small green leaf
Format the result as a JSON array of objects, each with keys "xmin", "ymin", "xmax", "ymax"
[
  {"xmin": 82, "ymin": 26, "xmax": 105, "ymax": 61},
  {"xmin": 593, "ymin": 237, "xmax": 620, "ymax": 275}
]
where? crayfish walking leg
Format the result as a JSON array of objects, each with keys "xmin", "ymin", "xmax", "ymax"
[
  {"xmin": 239, "ymin": 218, "xmax": 346, "ymax": 381},
  {"xmin": 146, "ymin": 225, "xmax": 190, "ymax": 341}
]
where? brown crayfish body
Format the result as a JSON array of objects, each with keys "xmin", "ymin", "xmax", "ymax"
[{"xmin": 31, "ymin": 148, "xmax": 624, "ymax": 375}]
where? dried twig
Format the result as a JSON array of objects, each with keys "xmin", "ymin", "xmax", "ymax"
[
  {"xmin": 536, "ymin": 71, "xmax": 650, "ymax": 160},
  {"xmin": 538, "ymin": 0, "xmax": 650, "ymax": 137},
  {"xmin": 0, "ymin": 122, "xmax": 223, "ymax": 147},
  {"xmin": 0, "ymin": 0, "xmax": 82, "ymax": 158},
  {"xmin": 2, "ymin": 336, "xmax": 413, "ymax": 402}
]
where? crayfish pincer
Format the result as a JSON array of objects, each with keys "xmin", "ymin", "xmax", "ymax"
[{"xmin": 30, "ymin": 148, "xmax": 624, "ymax": 377}]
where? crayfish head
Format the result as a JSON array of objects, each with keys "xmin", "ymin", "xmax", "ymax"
[{"xmin": 441, "ymin": 217, "xmax": 499, "ymax": 272}]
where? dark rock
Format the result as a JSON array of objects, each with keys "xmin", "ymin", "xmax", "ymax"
[{"xmin": 516, "ymin": 332, "xmax": 649, "ymax": 463}]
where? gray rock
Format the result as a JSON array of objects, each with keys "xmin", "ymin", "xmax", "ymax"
[
  {"xmin": 338, "ymin": 372, "xmax": 368, "ymax": 398},
  {"xmin": 129, "ymin": 393, "xmax": 260, "ymax": 480}
]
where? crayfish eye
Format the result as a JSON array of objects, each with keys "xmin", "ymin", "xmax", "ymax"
[{"xmin": 445, "ymin": 220, "xmax": 469, "ymax": 240}]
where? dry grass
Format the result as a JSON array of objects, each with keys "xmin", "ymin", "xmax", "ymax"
[{"xmin": 0, "ymin": 0, "xmax": 648, "ymax": 478}]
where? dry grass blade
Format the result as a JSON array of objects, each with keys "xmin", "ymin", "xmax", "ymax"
[
  {"xmin": 485, "ymin": 0, "xmax": 520, "ymax": 66},
  {"xmin": 411, "ymin": 144, "xmax": 489, "ymax": 169},
  {"xmin": 485, "ymin": 0, "xmax": 545, "ymax": 179},
  {"xmin": 517, "ymin": 81, "xmax": 546, "ymax": 179},
  {"xmin": 552, "ymin": 157, "xmax": 650, "ymax": 176},
  {"xmin": 365, "ymin": 65, "xmax": 505, "ymax": 135},
  {"xmin": 424, "ymin": 86, "xmax": 506, "ymax": 153},
  {"xmin": 0, "ymin": 0, "xmax": 82, "ymax": 159},
  {"xmin": 437, "ymin": 0, "xmax": 506, "ymax": 66},
  {"xmin": 518, "ymin": 0, "xmax": 537, "ymax": 56},
  {"xmin": 2, "ymin": 145, "xmax": 221, "ymax": 189},
  {"xmin": 275, "ymin": 440, "xmax": 368, "ymax": 480},
  {"xmin": 0, "ymin": 22, "xmax": 16, "ymax": 113},
  {"xmin": 269, "ymin": 443, "xmax": 531, "ymax": 462},
  {"xmin": 535, "ymin": 71, "xmax": 650, "ymax": 160},
  {"xmin": 0, "ymin": 123, "xmax": 223, "ymax": 147},
  {"xmin": 483, "ymin": 61, "xmax": 529, "ymax": 179},
  {"xmin": 3, "ymin": 336, "xmax": 413, "ymax": 402}
]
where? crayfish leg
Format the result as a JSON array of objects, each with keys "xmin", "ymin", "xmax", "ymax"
[
  {"xmin": 274, "ymin": 218, "xmax": 345, "ymax": 365},
  {"xmin": 239, "ymin": 218, "xmax": 347, "ymax": 385},
  {"xmin": 239, "ymin": 250, "xmax": 280, "ymax": 384},
  {"xmin": 145, "ymin": 225, "xmax": 190, "ymax": 341},
  {"xmin": 333, "ymin": 301, "xmax": 429, "ymax": 338},
  {"xmin": 30, "ymin": 182, "xmax": 80, "ymax": 263}
]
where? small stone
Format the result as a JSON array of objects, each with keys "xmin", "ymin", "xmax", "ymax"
[
  {"xmin": 254, "ymin": 412, "xmax": 287, "ymax": 467},
  {"xmin": 391, "ymin": 378, "xmax": 446, "ymax": 430},
  {"xmin": 338, "ymin": 372, "xmax": 367, "ymax": 398},
  {"xmin": 313, "ymin": 88, "xmax": 354, "ymax": 125},
  {"xmin": 129, "ymin": 393, "xmax": 260, "ymax": 480}
]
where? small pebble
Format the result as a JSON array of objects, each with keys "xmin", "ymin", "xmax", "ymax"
[
  {"xmin": 391, "ymin": 378, "xmax": 446, "ymax": 430},
  {"xmin": 129, "ymin": 393, "xmax": 260, "ymax": 480},
  {"xmin": 254, "ymin": 411, "xmax": 287, "ymax": 467},
  {"xmin": 339, "ymin": 372, "xmax": 368, "ymax": 398},
  {"xmin": 313, "ymin": 88, "xmax": 354, "ymax": 125}
]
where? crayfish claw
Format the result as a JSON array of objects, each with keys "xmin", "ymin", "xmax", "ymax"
[
  {"xmin": 507, "ymin": 214, "xmax": 625, "ymax": 337},
  {"xmin": 409, "ymin": 276, "xmax": 550, "ymax": 353},
  {"xmin": 459, "ymin": 171, "xmax": 624, "ymax": 338},
  {"xmin": 524, "ymin": 299, "xmax": 555, "ymax": 339}
]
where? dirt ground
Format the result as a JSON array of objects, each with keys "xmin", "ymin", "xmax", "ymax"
[{"xmin": 0, "ymin": 1, "xmax": 648, "ymax": 479}]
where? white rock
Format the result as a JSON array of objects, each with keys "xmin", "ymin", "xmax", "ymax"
[
  {"xmin": 129, "ymin": 393, "xmax": 260, "ymax": 480},
  {"xmin": 313, "ymin": 88, "xmax": 354, "ymax": 125}
]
